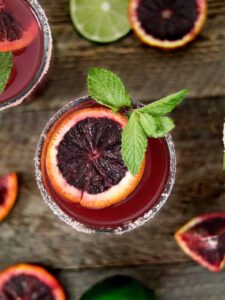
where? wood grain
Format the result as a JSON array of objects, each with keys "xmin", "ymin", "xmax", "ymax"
[{"xmin": 0, "ymin": 0, "xmax": 225, "ymax": 298}]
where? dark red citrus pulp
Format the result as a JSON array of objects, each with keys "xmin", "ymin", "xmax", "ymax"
[{"xmin": 41, "ymin": 99, "xmax": 171, "ymax": 229}]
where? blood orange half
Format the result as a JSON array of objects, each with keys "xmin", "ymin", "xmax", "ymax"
[
  {"xmin": 175, "ymin": 213, "xmax": 225, "ymax": 272},
  {"xmin": 0, "ymin": 264, "xmax": 66, "ymax": 299},
  {"xmin": 0, "ymin": 0, "xmax": 38, "ymax": 52},
  {"xmin": 129, "ymin": 0, "xmax": 207, "ymax": 49},
  {"xmin": 46, "ymin": 107, "xmax": 145, "ymax": 209},
  {"xmin": 0, "ymin": 172, "xmax": 18, "ymax": 222}
]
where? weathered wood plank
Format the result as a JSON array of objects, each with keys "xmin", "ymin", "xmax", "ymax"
[
  {"xmin": 0, "ymin": 97, "xmax": 224, "ymax": 269},
  {"xmin": 24, "ymin": 0, "xmax": 225, "ymax": 112}
]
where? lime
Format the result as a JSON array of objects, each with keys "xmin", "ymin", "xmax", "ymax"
[
  {"xmin": 80, "ymin": 276, "xmax": 155, "ymax": 300},
  {"xmin": 70, "ymin": 0, "xmax": 131, "ymax": 43}
]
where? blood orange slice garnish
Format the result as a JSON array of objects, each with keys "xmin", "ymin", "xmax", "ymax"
[
  {"xmin": 129, "ymin": 0, "xmax": 207, "ymax": 49},
  {"xmin": 0, "ymin": 0, "xmax": 38, "ymax": 52},
  {"xmin": 175, "ymin": 213, "xmax": 225, "ymax": 272},
  {"xmin": 0, "ymin": 172, "xmax": 18, "ymax": 222},
  {"xmin": 46, "ymin": 107, "xmax": 145, "ymax": 209},
  {"xmin": 0, "ymin": 264, "xmax": 66, "ymax": 300}
]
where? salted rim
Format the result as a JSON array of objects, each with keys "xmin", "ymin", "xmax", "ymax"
[
  {"xmin": 35, "ymin": 96, "xmax": 176, "ymax": 234},
  {"xmin": 0, "ymin": 0, "xmax": 53, "ymax": 111}
]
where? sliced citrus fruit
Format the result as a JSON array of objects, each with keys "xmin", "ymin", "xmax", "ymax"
[
  {"xmin": 0, "ymin": 172, "xmax": 18, "ymax": 222},
  {"xmin": 175, "ymin": 213, "xmax": 225, "ymax": 272},
  {"xmin": 0, "ymin": 264, "xmax": 66, "ymax": 299},
  {"xmin": 46, "ymin": 107, "xmax": 145, "ymax": 209},
  {"xmin": 70, "ymin": 0, "xmax": 131, "ymax": 43},
  {"xmin": 129, "ymin": 0, "xmax": 207, "ymax": 49},
  {"xmin": 81, "ymin": 275, "xmax": 155, "ymax": 300},
  {"xmin": 0, "ymin": 1, "xmax": 38, "ymax": 52}
]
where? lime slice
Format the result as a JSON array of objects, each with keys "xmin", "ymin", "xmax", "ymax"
[{"xmin": 70, "ymin": 0, "xmax": 131, "ymax": 43}]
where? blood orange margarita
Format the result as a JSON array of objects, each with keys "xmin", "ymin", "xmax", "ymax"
[
  {"xmin": 35, "ymin": 97, "xmax": 176, "ymax": 234},
  {"xmin": 0, "ymin": 0, "xmax": 52, "ymax": 111}
]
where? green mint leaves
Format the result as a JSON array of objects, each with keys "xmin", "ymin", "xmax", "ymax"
[
  {"xmin": 0, "ymin": 52, "xmax": 13, "ymax": 93},
  {"xmin": 87, "ymin": 68, "xmax": 188, "ymax": 175},
  {"xmin": 122, "ymin": 112, "xmax": 147, "ymax": 175},
  {"xmin": 88, "ymin": 68, "xmax": 131, "ymax": 112}
]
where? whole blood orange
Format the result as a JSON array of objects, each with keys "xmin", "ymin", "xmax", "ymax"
[
  {"xmin": 0, "ymin": 0, "xmax": 38, "ymax": 52},
  {"xmin": 0, "ymin": 264, "xmax": 66, "ymax": 299},
  {"xmin": 0, "ymin": 172, "xmax": 18, "ymax": 222},
  {"xmin": 46, "ymin": 107, "xmax": 145, "ymax": 209},
  {"xmin": 129, "ymin": 0, "xmax": 207, "ymax": 49},
  {"xmin": 175, "ymin": 213, "xmax": 225, "ymax": 272}
]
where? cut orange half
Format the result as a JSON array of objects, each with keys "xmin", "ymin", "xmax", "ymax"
[
  {"xmin": 0, "ymin": 172, "xmax": 18, "ymax": 222},
  {"xmin": 129, "ymin": 0, "xmax": 207, "ymax": 49},
  {"xmin": 0, "ymin": 2, "xmax": 38, "ymax": 52},
  {"xmin": 46, "ymin": 107, "xmax": 145, "ymax": 209},
  {"xmin": 0, "ymin": 264, "xmax": 66, "ymax": 299},
  {"xmin": 175, "ymin": 213, "xmax": 225, "ymax": 272}
]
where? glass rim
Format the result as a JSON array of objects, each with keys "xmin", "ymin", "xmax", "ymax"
[
  {"xmin": 35, "ymin": 96, "xmax": 176, "ymax": 235},
  {"xmin": 0, "ymin": 0, "xmax": 53, "ymax": 111}
]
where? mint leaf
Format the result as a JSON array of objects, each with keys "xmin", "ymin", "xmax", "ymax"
[
  {"xmin": 88, "ymin": 68, "xmax": 132, "ymax": 111},
  {"xmin": 0, "ymin": 52, "xmax": 13, "ymax": 93},
  {"xmin": 137, "ymin": 89, "xmax": 188, "ymax": 115},
  {"xmin": 153, "ymin": 116, "xmax": 175, "ymax": 137},
  {"xmin": 122, "ymin": 112, "xmax": 147, "ymax": 175},
  {"xmin": 139, "ymin": 113, "xmax": 157, "ymax": 136},
  {"xmin": 140, "ymin": 113, "xmax": 175, "ymax": 138}
]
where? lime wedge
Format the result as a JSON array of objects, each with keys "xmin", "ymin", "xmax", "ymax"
[{"xmin": 70, "ymin": 0, "xmax": 131, "ymax": 43}]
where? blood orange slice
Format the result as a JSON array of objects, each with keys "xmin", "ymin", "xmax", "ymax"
[
  {"xmin": 0, "ymin": 264, "xmax": 66, "ymax": 299},
  {"xmin": 175, "ymin": 213, "xmax": 225, "ymax": 272},
  {"xmin": 46, "ymin": 107, "xmax": 145, "ymax": 209},
  {"xmin": 129, "ymin": 0, "xmax": 207, "ymax": 49},
  {"xmin": 0, "ymin": 0, "xmax": 38, "ymax": 52},
  {"xmin": 0, "ymin": 173, "xmax": 18, "ymax": 222}
]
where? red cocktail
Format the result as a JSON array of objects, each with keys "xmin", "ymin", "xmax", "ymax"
[
  {"xmin": 35, "ymin": 96, "xmax": 176, "ymax": 234},
  {"xmin": 0, "ymin": 0, "xmax": 52, "ymax": 111}
]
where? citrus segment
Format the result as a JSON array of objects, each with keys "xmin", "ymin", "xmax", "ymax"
[
  {"xmin": 70, "ymin": 0, "xmax": 131, "ymax": 43},
  {"xmin": 129, "ymin": 0, "xmax": 207, "ymax": 49},
  {"xmin": 0, "ymin": 264, "xmax": 66, "ymax": 299},
  {"xmin": 175, "ymin": 213, "xmax": 225, "ymax": 272},
  {"xmin": 46, "ymin": 107, "xmax": 145, "ymax": 209},
  {"xmin": 0, "ymin": 172, "xmax": 18, "ymax": 222},
  {"xmin": 0, "ymin": 1, "xmax": 38, "ymax": 52}
]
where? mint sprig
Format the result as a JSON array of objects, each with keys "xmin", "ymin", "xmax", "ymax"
[
  {"xmin": 87, "ymin": 68, "xmax": 188, "ymax": 175},
  {"xmin": 0, "ymin": 52, "xmax": 13, "ymax": 93},
  {"xmin": 88, "ymin": 68, "xmax": 131, "ymax": 112}
]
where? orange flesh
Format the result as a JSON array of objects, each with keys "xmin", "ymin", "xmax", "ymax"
[
  {"xmin": 45, "ymin": 107, "xmax": 146, "ymax": 209},
  {"xmin": 0, "ymin": 264, "xmax": 66, "ymax": 299},
  {"xmin": 175, "ymin": 213, "xmax": 225, "ymax": 272},
  {"xmin": 0, "ymin": 173, "xmax": 18, "ymax": 221},
  {"xmin": 129, "ymin": 0, "xmax": 207, "ymax": 49}
]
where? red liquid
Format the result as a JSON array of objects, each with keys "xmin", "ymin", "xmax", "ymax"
[
  {"xmin": 0, "ymin": 0, "xmax": 44, "ymax": 103},
  {"xmin": 41, "ymin": 99, "xmax": 171, "ymax": 230}
]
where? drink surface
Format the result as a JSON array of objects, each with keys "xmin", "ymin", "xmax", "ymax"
[
  {"xmin": 41, "ymin": 99, "xmax": 171, "ymax": 230},
  {"xmin": 0, "ymin": 0, "xmax": 43, "ymax": 103}
]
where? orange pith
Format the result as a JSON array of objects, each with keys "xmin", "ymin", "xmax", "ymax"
[
  {"xmin": 129, "ymin": 0, "xmax": 207, "ymax": 49},
  {"xmin": 175, "ymin": 213, "xmax": 225, "ymax": 272},
  {"xmin": 0, "ymin": 21, "xmax": 38, "ymax": 52},
  {"xmin": 0, "ymin": 264, "xmax": 66, "ymax": 299},
  {"xmin": 45, "ymin": 107, "xmax": 146, "ymax": 209},
  {"xmin": 0, "ymin": 173, "xmax": 18, "ymax": 222}
]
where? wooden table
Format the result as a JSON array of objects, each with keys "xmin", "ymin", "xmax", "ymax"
[{"xmin": 0, "ymin": 0, "xmax": 225, "ymax": 299}]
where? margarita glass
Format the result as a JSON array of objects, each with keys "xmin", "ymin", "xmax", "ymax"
[
  {"xmin": 35, "ymin": 96, "xmax": 176, "ymax": 234},
  {"xmin": 0, "ymin": 0, "xmax": 52, "ymax": 111}
]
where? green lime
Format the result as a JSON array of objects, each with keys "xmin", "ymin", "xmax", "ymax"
[
  {"xmin": 80, "ymin": 276, "xmax": 155, "ymax": 300},
  {"xmin": 70, "ymin": 0, "xmax": 131, "ymax": 43}
]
